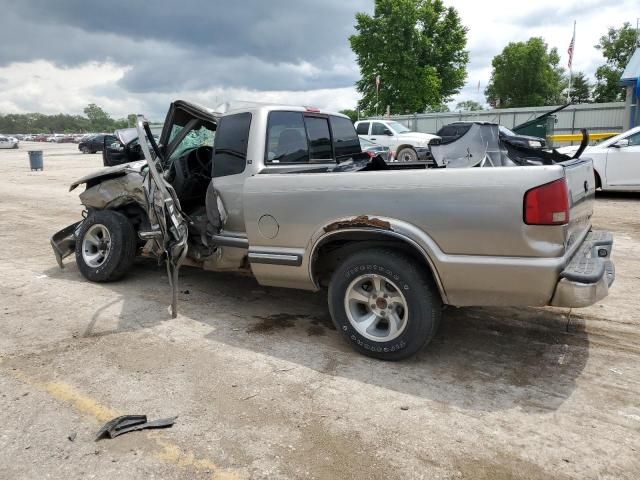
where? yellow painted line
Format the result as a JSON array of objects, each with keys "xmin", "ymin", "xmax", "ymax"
[
  {"xmin": 3, "ymin": 367, "xmax": 245, "ymax": 480},
  {"xmin": 549, "ymin": 132, "xmax": 618, "ymax": 142}
]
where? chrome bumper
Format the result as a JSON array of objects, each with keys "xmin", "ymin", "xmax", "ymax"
[{"xmin": 550, "ymin": 230, "xmax": 615, "ymax": 308}]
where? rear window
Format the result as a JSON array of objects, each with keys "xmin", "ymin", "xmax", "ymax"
[
  {"xmin": 305, "ymin": 116, "xmax": 332, "ymax": 160},
  {"xmin": 265, "ymin": 111, "xmax": 309, "ymax": 163},
  {"xmin": 331, "ymin": 116, "xmax": 361, "ymax": 158},
  {"xmin": 213, "ymin": 112, "xmax": 251, "ymax": 177},
  {"xmin": 356, "ymin": 122, "xmax": 370, "ymax": 135},
  {"xmin": 437, "ymin": 124, "xmax": 471, "ymax": 139}
]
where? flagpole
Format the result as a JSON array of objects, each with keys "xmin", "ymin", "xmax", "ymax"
[{"xmin": 567, "ymin": 20, "xmax": 576, "ymax": 104}]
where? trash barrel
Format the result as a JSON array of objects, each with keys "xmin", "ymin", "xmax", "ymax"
[{"xmin": 28, "ymin": 150, "xmax": 43, "ymax": 171}]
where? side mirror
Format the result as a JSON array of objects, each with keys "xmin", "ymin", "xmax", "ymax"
[
  {"xmin": 384, "ymin": 129, "xmax": 393, "ymax": 136},
  {"xmin": 613, "ymin": 139, "xmax": 629, "ymax": 148}
]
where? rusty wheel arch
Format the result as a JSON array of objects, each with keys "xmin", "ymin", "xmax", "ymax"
[{"xmin": 309, "ymin": 228, "xmax": 447, "ymax": 303}]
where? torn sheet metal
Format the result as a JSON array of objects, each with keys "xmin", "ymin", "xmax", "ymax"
[
  {"xmin": 324, "ymin": 215, "xmax": 392, "ymax": 233},
  {"xmin": 79, "ymin": 172, "xmax": 147, "ymax": 211},
  {"xmin": 95, "ymin": 415, "xmax": 178, "ymax": 440}
]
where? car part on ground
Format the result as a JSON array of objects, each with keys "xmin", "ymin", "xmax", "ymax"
[{"xmin": 95, "ymin": 415, "xmax": 178, "ymax": 440}]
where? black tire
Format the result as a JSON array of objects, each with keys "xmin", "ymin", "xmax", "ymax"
[
  {"xmin": 396, "ymin": 147, "xmax": 418, "ymax": 162},
  {"xmin": 75, "ymin": 210, "xmax": 137, "ymax": 282},
  {"xmin": 81, "ymin": 146, "xmax": 89, "ymax": 154},
  {"xmin": 328, "ymin": 248, "xmax": 442, "ymax": 360}
]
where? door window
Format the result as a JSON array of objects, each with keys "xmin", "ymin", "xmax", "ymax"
[
  {"xmin": 356, "ymin": 122, "xmax": 370, "ymax": 135},
  {"xmin": 265, "ymin": 112, "xmax": 309, "ymax": 163},
  {"xmin": 371, "ymin": 122, "xmax": 388, "ymax": 136},
  {"xmin": 213, "ymin": 112, "xmax": 251, "ymax": 177}
]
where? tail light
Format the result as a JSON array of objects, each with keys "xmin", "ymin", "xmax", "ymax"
[
  {"xmin": 523, "ymin": 179, "xmax": 569, "ymax": 225},
  {"xmin": 364, "ymin": 150, "xmax": 376, "ymax": 158}
]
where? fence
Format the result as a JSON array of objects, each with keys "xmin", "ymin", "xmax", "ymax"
[{"xmin": 370, "ymin": 102, "xmax": 626, "ymax": 144}]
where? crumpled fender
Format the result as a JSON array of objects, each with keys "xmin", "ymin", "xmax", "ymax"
[
  {"xmin": 69, "ymin": 160, "xmax": 147, "ymax": 191},
  {"xmin": 79, "ymin": 172, "xmax": 147, "ymax": 210}
]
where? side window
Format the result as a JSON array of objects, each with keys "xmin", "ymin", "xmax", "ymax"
[
  {"xmin": 265, "ymin": 111, "xmax": 309, "ymax": 163},
  {"xmin": 304, "ymin": 116, "xmax": 332, "ymax": 161},
  {"xmin": 213, "ymin": 112, "xmax": 251, "ymax": 177},
  {"xmin": 627, "ymin": 132, "xmax": 640, "ymax": 146},
  {"xmin": 356, "ymin": 122, "xmax": 370, "ymax": 135},
  {"xmin": 330, "ymin": 115, "xmax": 361, "ymax": 158},
  {"xmin": 371, "ymin": 122, "xmax": 387, "ymax": 135}
]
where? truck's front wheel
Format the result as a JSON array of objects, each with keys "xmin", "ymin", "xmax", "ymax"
[
  {"xmin": 328, "ymin": 249, "xmax": 441, "ymax": 360},
  {"xmin": 75, "ymin": 210, "xmax": 137, "ymax": 282}
]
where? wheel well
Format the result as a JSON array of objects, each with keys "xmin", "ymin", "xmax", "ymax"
[
  {"xmin": 311, "ymin": 231, "xmax": 443, "ymax": 300},
  {"xmin": 395, "ymin": 144, "xmax": 415, "ymax": 153},
  {"xmin": 594, "ymin": 169, "xmax": 602, "ymax": 189}
]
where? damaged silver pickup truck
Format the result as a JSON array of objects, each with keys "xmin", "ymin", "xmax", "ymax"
[{"xmin": 52, "ymin": 100, "xmax": 615, "ymax": 360}]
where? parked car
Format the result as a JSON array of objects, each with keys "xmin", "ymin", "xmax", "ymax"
[
  {"xmin": 556, "ymin": 126, "xmax": 640, "ymax": 191},
  {"xmin": 360, "ymin": 137, "xmax": 392, "ymax": 162},
  {"xmin": 354, "ymin": 119, "xmax": 438, "ymax": 161},
  {"xmin": 52, "ymin": 100, "xmax": 614, "ymax": 361},
  {"xmin": 436, "ymin": 122, "xmax": 546, "ymax": 149},
  {"xmin": 78, "ymin": 134, "xmax": 108, "ymax": 154},
  {"xmin": 0, "ymin": 135, "xmax": 19, "ymax": 149},
  {"xmin": 102, "ymin": 128, "xmax": 161, "ymax": 167}
]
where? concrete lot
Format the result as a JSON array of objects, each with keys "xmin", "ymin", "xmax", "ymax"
[{"xmin": 1, "ymin": 142, "xmax": 639, "ymax": 479}]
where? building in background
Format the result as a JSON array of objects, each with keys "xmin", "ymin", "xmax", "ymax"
[{"xmin": 620, "ymin": 47, "xmax": 640, "ymax": 129}]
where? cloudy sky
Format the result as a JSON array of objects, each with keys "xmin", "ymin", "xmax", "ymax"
[{"xmin": 0, "ymin": 0, "xmax": 637, "ymax": 120}]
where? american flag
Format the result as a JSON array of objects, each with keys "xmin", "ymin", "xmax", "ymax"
[{"xmin": 567, "ymin": 29, "xmax": 575, "ymax": 69}]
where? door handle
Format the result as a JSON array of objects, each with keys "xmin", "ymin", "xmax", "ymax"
[{"xmin": 370, "ymin": 138, "xmax": 377, "ymax": 141}]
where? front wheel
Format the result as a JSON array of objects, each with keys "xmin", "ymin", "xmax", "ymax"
[
  {"xmin": 75, "ymin": 210, "xmax": 137, "ymax": 282},
  {"xmin": 328, "ymin": 248, "xmax": 442, "ymax": 360},
  {"xmin": 396, "ymin": 147, "xmax": 418, "ymax": 162}
]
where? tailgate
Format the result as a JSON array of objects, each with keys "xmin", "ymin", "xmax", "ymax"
[{"xmin": 562, "ymin": 157, "xmax": 596, "ymax": 250}]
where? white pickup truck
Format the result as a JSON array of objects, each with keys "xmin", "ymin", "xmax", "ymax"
[{"xmin": 355, "ymin": 119, "xmax": 439, "ymax": 161}]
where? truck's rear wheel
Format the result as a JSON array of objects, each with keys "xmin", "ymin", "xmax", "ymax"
[
  {"xmin": 396, "ymin": 147, "xmax": 418, "ymax": 162},
  {"xmin": 328, "ymin": 248, "xmax": 441, "ymax": 360},
  {"xmin": 75, "ymin": 210, "xmax": 136, "ymax": 282}
]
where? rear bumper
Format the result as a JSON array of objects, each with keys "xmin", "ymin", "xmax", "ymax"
[{"xmin": 550, "ymin": 230, "xmax": 614, "ymax": 308}]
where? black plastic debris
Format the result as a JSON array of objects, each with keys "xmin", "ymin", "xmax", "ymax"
[{"xmin": 95, "ymin": 415, "xmax": 177, "ymax": 441}]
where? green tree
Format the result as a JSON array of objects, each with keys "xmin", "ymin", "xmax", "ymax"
[
  {"xmin": 485, "ymin": 37, "xmax": 565, "ymax": 108},
  {"xmin": 83, "ymin": 103, "xmax": 112, "ymax": 131},
  {"xmin": 339, "ymin": 109, "xmax": 359, "ymax": 122},
  {"xmin": 455, "ymin": 100, "xmax": 484, "ymax": 111},
  {"xmin": 127, "ymin": 114, "xmax": 138, "ymax": 127},
  {"xmin": 568, "ymin": 72, "xmax": 591, "ymax": 103},
  {"xmin": 593, "ymin": 23, "xmax": 638, "ymax": 102},
  {"xmin": 350, "ymin": 0, "xmax": 468, "ymax": 116}
]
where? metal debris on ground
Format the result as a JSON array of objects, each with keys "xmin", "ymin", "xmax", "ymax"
[{"xmin": 95, "ymin": 415, "xmax": 178, "ymax": 440}]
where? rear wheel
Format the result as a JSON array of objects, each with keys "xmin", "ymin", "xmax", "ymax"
[
  {"xmin": 328, "ymin": 248, "xmax": 441, "ymax": 360},
  {"xmin": 75, "ymin": 210, "xmax": 137, "ymax": 282},
  {"xmin": 396, "ymin": 147, "xmax": 418, "ymax": 162}
]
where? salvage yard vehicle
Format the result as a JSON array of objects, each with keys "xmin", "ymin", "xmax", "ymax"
[
  {"xmin": 51, "ymin": 100, "xmax": 615, "ymax": 360},
  {"xmin": 436, "ymin": 121, "xmax": 547, "ymax": 149},
  {"xmin": 0, "ymin": 135, "xmax": 19, "ymax": 149},
  {"xmin": 78, "ymin": 134, "xmax": 108, "ymax": 154},
  {"xmin": 557, "ymin": 125, "xmax": 640, "ymax": 191},
  {"xmin": 355, "ymin": 119, "xmax": 438, "ymax": 162}
]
